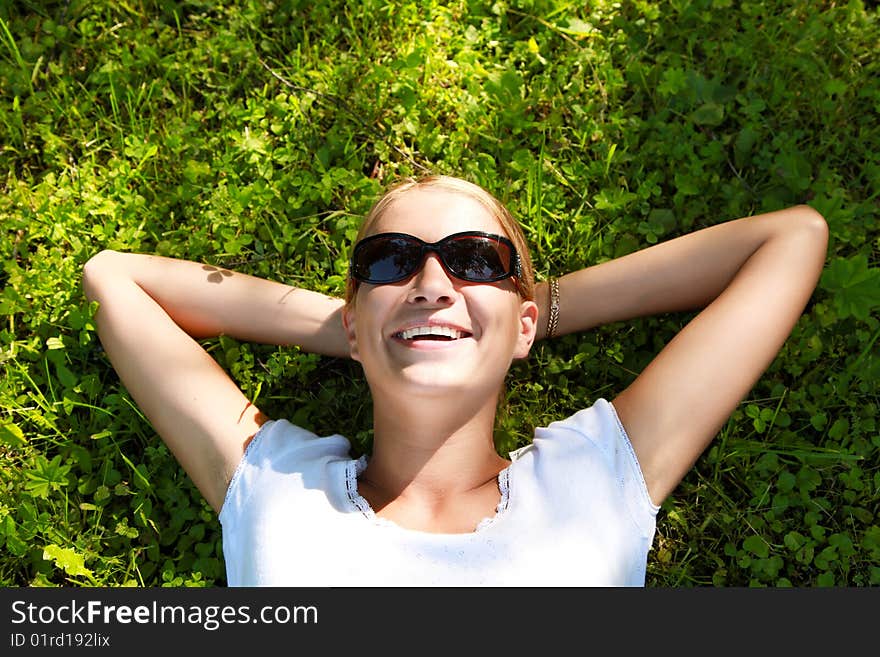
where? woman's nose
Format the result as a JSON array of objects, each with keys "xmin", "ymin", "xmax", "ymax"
[{"xmin": 407, "ymin": 253, "xmax": 456, "ymax": 304}]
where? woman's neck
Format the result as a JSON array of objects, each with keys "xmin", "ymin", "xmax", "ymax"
[{"xmin": 361, "ymin": 390, "xmax": 508, "ymax": 507}]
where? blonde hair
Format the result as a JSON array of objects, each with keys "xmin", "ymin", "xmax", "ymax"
[{"xmin": 345, "ymin": 175, "xmax": 535, "ymax": 304}]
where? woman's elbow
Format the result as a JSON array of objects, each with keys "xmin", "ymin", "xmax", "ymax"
[
  {"xmin": 82, "ymin": 249, "xmax": 123, "ymax": 301},
  {"xmin": 782, "ymin": 205, "xmax": 830, "ymax": 281},
  {"xmin": 792, "ymin": 204, "xmax": 830, "ymax": 247},
  {"xmin": 773, "ymin": 205, "xmax": 829, "ymax": 261}
]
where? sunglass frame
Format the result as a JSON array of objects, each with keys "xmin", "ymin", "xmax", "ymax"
[{"xmin": 349, "ymin": 231, "xmax": 522, "ymax": 285}]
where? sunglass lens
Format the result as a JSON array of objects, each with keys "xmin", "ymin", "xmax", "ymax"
[
  {"xmin": 444, "ymin": 236, "xmax": 510, "ymax": 281},
  {"xmin": 355, "ymin": 236, "xmax": 421, "ymax": 283}
]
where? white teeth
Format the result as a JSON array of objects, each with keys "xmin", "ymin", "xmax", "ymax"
[{"xmin": 399, "ymin": 326, "xmax": 463, "ymax": 340}]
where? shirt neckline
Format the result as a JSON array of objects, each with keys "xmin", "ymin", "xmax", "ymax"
[{"xmin": 343, "ymin": 454, "xmax": 513, "ymax": 536}]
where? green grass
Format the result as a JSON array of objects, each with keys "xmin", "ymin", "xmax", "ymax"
[{"xmin": 1, "ymin": 0, "xmax": 878, "ymax": 587}]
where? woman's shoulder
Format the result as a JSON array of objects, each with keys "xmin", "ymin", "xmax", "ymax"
[
  {"xmin": 529, "ymin": 398, "xmax": 659, "ymax": 520},
  {"xmin": 531, "ymin": 398, "xmax": 648, "ymax": 486},
  {"xmin": 242, "ymin": 418, "xmax": 354, "ymax": 466},
  {"xmin": 537, "ymin": 398, "xmax": 628, "ymax": 449},
  {"xmin": 219, "ymin": 418, "xmax": 356, "ymax": 521}
]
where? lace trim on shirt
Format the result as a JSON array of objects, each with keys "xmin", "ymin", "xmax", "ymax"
[
  {"xmin": 474, "ymin": 466, "xmax": 510, "ymax": 532},
  {"xmin": 343, "ymin": 455, "xmax": 512, "ymax": 533},
  {"xmin": 344, "ymin": 455, "xmax": 373, "ymax": 519},
  {"xmin": 219, "ymin": 419, "xmax": 274, "ymax": 519},
  {"xmin": 607, "ymin": 401, "xmax": 660, "ymax": 514}
]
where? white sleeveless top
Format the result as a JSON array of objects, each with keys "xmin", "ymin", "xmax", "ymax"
[{"xmin": 219, "ymin": 398, "xmax": 659, "ymax": 586}]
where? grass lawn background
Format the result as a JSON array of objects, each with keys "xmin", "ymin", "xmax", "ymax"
[{"xmin": 1, "ymin": 0, "xmax": 877, "ymax": 586}]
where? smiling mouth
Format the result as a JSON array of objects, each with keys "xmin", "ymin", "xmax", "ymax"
[{"xmin": 394, "ymin": 326, "xmax": 472, "ymax": 341}]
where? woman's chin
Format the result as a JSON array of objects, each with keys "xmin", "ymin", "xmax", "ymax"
[{"xmin": 373, "ymin": 365, "xmax": 501, "ymax": 401}]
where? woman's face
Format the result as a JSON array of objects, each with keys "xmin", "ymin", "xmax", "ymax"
[{"xmin": 343, "ymin": 187, "xmax": 538, "ymax": 401}]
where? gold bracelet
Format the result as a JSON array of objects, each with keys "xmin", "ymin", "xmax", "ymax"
[{"xmin": 546, "ymin": 277, "xmax": 560, "ymax": 339}]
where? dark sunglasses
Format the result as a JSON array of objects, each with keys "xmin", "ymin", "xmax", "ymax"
[{"xmin": 350, "ymin": 231, "xmax": 521, "ymax": 286}]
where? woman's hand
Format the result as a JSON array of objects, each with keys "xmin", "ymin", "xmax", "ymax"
[{"xmin": 82, "ymin": 251, "xmax": 348, "ymax": 511}]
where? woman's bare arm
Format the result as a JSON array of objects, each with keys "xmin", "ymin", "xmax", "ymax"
[
  {"xmin": 82, "ymin": 250, "xmax": 348, "ymax": 512},
  {"xmin": 537, "ymin": 205, "xmax": 828, "ymax": 505}
]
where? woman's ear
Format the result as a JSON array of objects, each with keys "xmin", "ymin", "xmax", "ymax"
[
  {"xmin": 342, "ymin": 306, "xmax": 360, "ymax": 362},
  {"xmin": 514, "ymin": 299, "xmax": 539, "ymax": 359}
]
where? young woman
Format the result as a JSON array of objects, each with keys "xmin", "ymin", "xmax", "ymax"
[{"xmin": 82, "ymin": 175, "xmax": 828, "ymax": 586}]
